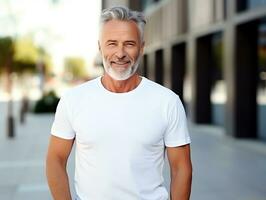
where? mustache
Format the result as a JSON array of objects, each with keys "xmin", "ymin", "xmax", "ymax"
[{"xmin": 112, "ymin": 58, "xmax": 131, "ymax": 62}]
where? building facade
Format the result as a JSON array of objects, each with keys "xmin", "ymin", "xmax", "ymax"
[{"xmin": 101, "ymin": 0, "xmax": 266, "ymax": 141}]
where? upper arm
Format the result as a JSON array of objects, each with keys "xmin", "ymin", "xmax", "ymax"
[
  {"xmin": 46, "ymin": 135, "xmax": 74, "ymax": 166},
  {"xmin": 167, "ymin": 144, "xmax": 192, "ymax": 174}
]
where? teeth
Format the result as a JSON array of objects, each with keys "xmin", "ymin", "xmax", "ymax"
[{"xmin": 114, "ymin": 62, "xmax": 129, "ymax": 65}]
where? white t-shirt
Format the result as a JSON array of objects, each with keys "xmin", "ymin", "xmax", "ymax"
[{"xmin": 51, "ymin": 76, "xmax": 191, "ymax": 200}]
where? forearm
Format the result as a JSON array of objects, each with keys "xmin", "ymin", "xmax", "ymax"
[
  {"xmin": 46, "ymin": 158, "xmax": 72, "ymax": 200},
  {"xmin": 170, "ymin": 168, "xmax": 192, "ymax": 200}
]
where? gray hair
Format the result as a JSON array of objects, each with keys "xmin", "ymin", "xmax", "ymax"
[{"xmin": 100, "ymin": 6, "xmax": 146, "ymax": 42}]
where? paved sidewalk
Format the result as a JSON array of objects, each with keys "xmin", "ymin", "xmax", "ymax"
[
  {"xmin": 189, "ymin": 125, "xmax": 266, "ymax": 200},
  {"xmin": 0, "ymin": 112, "xmax": 76, "ymax": 200},
  {"xmin": 0, "ymin": 102, "xmax": 266, "ymax": 200}
]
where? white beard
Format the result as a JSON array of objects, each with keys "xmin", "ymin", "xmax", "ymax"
[{"xmin": 102, "ymin": 54, "xmax": 141, "ymax": 81}]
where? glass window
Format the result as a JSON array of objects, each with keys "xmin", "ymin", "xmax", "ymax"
[
  {"xmin": 237, "ymin": 0, "xmax": 266, "ymax": 12},
  {"xmin": 248, "ymin": 0, "xmax": 266, "ymax": 9},
  {"xmin": 140, "ymin": 0, "xmax": 162, "ymax": 11},
  {"xmin": 257, "ymin": 18, "xmax": 266, "ymax": 140},
  {"xmin": 210, "ymin": 33, "xmax": 226, "ymax": 127}
]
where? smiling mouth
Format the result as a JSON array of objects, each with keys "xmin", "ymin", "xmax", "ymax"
[{"xmin": 111, "ymin": 61, "xmax": 130, "ymax": 66}]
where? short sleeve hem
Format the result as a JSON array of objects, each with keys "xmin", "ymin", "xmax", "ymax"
[
  {"xmin": 51, "ymin": 131, "xmax": 75, "ymax": 140},
  {"xmin": 165, "ymin": 137, "xmax": 191, "ymax": 147}
]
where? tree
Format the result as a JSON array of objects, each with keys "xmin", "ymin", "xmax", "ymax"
[
  {"xmin": 13, "ymin": 37, "xmax": 39, "ymax": 73},
  {"xmin": 0, "ymin": 37, "xmax": 15, "ymax": 137},
  {"xmin": 64, "ymin": 57, "xmax": 88, "ymax": 80},
  {"xmin": 0, "ymin": 36, "xmax": 53, "ymax": 76},
  {"xmin": 0, "ymin": 37, "xmax": 13, "ymax": 74}
]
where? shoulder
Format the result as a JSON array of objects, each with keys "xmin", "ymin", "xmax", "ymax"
[
  {"xmin": 142, "ymin": 77, "xmax": 180, "ymax": 102},
  {"xmin": 61, "ymin": 77, "xmax": 99, "ymax": 103},
  {"xmin": 142, "ymin": 78, "xmax": 185, "ymax": 122}
]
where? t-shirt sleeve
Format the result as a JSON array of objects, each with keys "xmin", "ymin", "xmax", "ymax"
[
  {"xmin": 164, "ymin": 96, "xmax": 191, "ymax": 147},
  {"xmin": 51, "ymin": 95, "xmax": 75, "ymax": 139}
]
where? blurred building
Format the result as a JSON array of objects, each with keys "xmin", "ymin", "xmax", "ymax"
[{"xmin": 101, "ymin": 0, "xmax": 266, "ymax": 141}]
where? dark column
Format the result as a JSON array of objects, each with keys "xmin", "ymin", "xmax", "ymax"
[
  {"xmin": 171, "ymin": 43, "xmax": 186, "ymax": 104},
  {"xmin": 143, "ymin": 54, "xmax": 148, "ymax": 78},
  {"xmin": 235, "ymin": 20, "xmax": 258, "ymax": 138},
  {"xmin": 155, "ymin": 49, "xmax": 164, "ymax": 85},
  {"xmin": 129, "ymin": 0, "xmax": 142, "ymax": 11},
  {"xmin": 236, "ymin": 0, "xmax": 247, "ymax": 12},
  {"xmin": 195, "ymin": 35, "xmax": 212, "ymax": 123}
]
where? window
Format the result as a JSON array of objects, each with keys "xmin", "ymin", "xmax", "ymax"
[{"xmin": 237, "ymin": 0, "xmax": 266, "ymax": 12}]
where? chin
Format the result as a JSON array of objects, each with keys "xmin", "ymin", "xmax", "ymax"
[
  {"xmin": 103, "ymin": 58, "xmax": 140, "ymax": 81},
  {"xmin": 108, "ymin": 69, "xmax": 133, "ymax": 80}
]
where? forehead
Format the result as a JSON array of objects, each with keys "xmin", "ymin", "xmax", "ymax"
[{"xmin": 100, "ymin": 19, "xmax": 140, "ymax": 41}]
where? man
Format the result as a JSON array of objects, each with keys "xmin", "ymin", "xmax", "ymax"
[{"xmin": 46, "ymin": 6, "xmax": 192, "ymax": 200}]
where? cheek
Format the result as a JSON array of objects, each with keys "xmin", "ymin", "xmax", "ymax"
[
  {"xmin": 106, "ymin": 48, "xmax": 119, "ymax": 56},
  {"xmin": 128, "ymin": 49, "xmax": 140, "ymax": 60},
  {"xmin": 102, "ymin": 50, "xmax": 113, "ymax": 60}
]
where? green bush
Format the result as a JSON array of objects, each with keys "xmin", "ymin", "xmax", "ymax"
[{"xmin": 33, "ymin": 91, "xmax": 60, "ymax": 113}]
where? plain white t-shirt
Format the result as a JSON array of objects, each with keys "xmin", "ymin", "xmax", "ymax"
[{"xmin": 51, "ymin": 76, "xmax": 191, "ymax": 200}]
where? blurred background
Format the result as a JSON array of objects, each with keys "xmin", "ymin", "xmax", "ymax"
[{"xmin": 0, "ymin": 0, "xmax": 266, "ymax": 199}]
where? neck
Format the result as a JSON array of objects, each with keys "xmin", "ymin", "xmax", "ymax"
[{"xmin": 101, "ymin": 73, "xmax": 141, "ymax": 93}]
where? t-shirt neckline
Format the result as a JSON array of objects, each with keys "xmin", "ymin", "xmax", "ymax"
[{"xmin": 97, "ymin": 76, "xmax": 146, "ymax": 96}]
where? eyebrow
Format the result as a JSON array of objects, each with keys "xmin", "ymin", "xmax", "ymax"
[
  {"xmin": 124, "ymin": 40, "xmax": 136, "ymax": 43},
  {"xmin": 106, "ymin": 40, "xmax": 117, "ymax": 44},
  {"xmin": 105, "ymin": 40, "xmax": 137, "ymax": 45}
]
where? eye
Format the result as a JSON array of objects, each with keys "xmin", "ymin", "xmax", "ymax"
[
  {"xmin": 107, "ymin": 42, "xmax": 116, "ymax": 46},
  {"xmin": 125, "ymin": 43, "xmax": 135, "ymax": 47}
]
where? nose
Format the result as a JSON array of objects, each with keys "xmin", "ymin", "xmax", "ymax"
[{"xmin": 115, "ymin": 46, "xmax": 126, "ymax": 59}]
